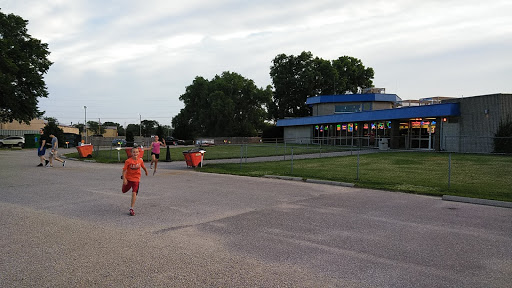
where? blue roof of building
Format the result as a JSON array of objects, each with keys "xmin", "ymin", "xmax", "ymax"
[
  {"xmin": 306, "ymin": 93, "xmax": 402, "ymax": 106},
  {"xmin": 277, "ymin": 103, "xmax": 460, "ymax": 127}
]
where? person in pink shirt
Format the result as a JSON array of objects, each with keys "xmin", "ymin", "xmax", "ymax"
[{"xmin": 150, "ymin": 135, "xmax": 166, "ymax": 175}]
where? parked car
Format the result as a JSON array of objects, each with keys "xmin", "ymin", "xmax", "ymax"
[
  {"xmin": 112, "ymin": 139, "xmax": 127, "ymax": 147},
  {"xmin": 179, "ymin": 139, "xmax": 194, "ymax": 145},
  {"xmin": 164, "ymin": 136, "xmax": 178, "ymax": 146},
  {"xmin": 0, "ymin": 136, "xmax": 25, "ymax": 148},
  {"xmin": 62, "ymin": 133, "xmax": 81, "ymax": 147}
]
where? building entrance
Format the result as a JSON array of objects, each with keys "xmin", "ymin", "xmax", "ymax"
[{"xmin": 408, "ymin": 119, "xmax": 436, "ymax": 149}]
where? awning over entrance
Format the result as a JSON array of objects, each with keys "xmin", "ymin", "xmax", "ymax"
[{"xmin": 276, "ymin": 103, "xmax": 460, "ymax": 127}]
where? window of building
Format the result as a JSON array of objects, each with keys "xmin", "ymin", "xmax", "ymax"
[
  {"xmin": 335, "ymin": 104, "xmax": 361, "ymax": 113},
  {"xmin": 362, "ymin": 102, "xmax": 372, "ymax": 111}
]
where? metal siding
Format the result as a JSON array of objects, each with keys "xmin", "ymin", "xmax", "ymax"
[
  {"xmin": 283, "ymin": 126, "xmax": 312, "ymax": 143},
  {"xmin": 441, "ymin": 94, "xmax": 512, "ymax": 153},
  {"xmin": 1, "ymin": 130, "xmax": 39, "ymax": 136},
  {"xmin": 459, "ymin": 94, "xmax": 501, "ymax": 137}
]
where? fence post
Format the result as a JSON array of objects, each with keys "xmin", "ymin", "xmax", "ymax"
[
  {"xmin": 245, "ymin": 143, "xmax": 248, "ymax": 163},
  {"xmin": 284, "ymin": 142, "xmax": 286, "ymax": 161},
  {"xmin": 291, "ymin": 147, "xmax": 294, "ymax": 173},
  {"xmin": 356, "ymin": 149, "xmax": 360, "ymax": 180},
  {"xmin": 240, "ymin": 144, "xmax": 243, "ymax": 170},
  {"xmin": 448, "ymin": 152, "xmax": 451, "ymax": 189}
]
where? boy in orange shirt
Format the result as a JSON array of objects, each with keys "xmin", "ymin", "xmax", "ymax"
[{"xmin": 122, "ymin": 147, "xmax": 148, "ymax": 216}]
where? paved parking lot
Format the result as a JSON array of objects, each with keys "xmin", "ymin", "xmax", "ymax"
[{"xmin": 1, "ymin": 148, "xmax": 511, "ymax": 287}]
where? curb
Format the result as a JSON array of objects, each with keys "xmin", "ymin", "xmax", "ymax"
[
  {"xmin": 305, "ymin": 179, "xmax": 355, "ymax": 187},
  {"xmin": 264, "ymin": 175, "xmax": 303, "ymax": 181},
  {"xmin": 263, "ymin": 175, "xmax": 354, "ymax": 188},
  {"xmin": 442, "ymin": 195, "xmax": 512, "ymax": 209}
]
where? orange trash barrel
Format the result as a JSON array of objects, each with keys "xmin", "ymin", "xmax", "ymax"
[
  {"xmin": 183, "ymin": 149, "xmax": 205, "ymax": 168},
  {"xmin": 76, "ymin": 144, "xmax": 93, "ymax": 158}
]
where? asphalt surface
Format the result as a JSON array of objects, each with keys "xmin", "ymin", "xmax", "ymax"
[{"xmin": 1, "ymin": 148, "xmax": 511, "ymax": 287}]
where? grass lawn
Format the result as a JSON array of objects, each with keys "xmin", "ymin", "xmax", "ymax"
[
  {"xmin": 64, "ymin": 143, "xmax": 352, "ymax": 163},
  {"xmin": 199, "ymin": 152, "xmax": 512, "ymax": 202},
  {"xmin": 64, "ymin": 145, "xmax": 512, "ymax": 202}
]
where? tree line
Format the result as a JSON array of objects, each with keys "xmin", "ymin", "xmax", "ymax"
[{"xmin": 171, "ymin": 52, "xmax": 374, "ymax": 140}]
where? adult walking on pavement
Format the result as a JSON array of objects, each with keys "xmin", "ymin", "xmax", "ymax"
[
  {"xmin": 48, "ymin": 133, "xmax": 66, "ymax": 167},
  {"xmin": 37, "ymin": 128, "xmax": 49, "ymax": 167}
]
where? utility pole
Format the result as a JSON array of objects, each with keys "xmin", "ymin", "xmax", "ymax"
[{"xmin": 84, "ymin": 106, "xmax": 87, "ymax": 143}]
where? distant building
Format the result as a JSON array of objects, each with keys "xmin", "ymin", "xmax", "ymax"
[
  {"xmin": 0, "ymin": 119, "xmax": 119, "ymax": 138},
  {"xmin": 277, "ymin": 92, "xmax": 512, "ymax": 153},
  {"xmin": 0, "ymin": 118, "xmax": 47, "ymax": 135},
  {"xmin": 0, "ymin": 118, "xmax": 79, "ymax": 136}
]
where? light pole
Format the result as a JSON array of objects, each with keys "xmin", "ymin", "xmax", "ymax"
[{"xmin": 84, "ymin": 106, "xmax": 87, "ymax": 143}]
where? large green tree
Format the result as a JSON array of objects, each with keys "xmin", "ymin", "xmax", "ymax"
[
  {"xmin": 43, "ymin": 120, "xmax": 64, "ymax": 147},
  {"xmin": 332, "ymin": 56, "xmax": 374, "ymax": 94},
  {"xmin": 268, "ymin": 51, "xmax": 316, "ymax": 120},
  {"xmin": 140, "ymin": 119, "xmax": 159, "ymax": 137},
  {"xmin": 269, "ymin": 52, "xmax": 374, "ymax": 120},
  {"xmin": 0, "ymin": 10, "xmax": 52, "ymax": 124},
  {"xmin": 172, "ymin": 72, "xmax": 271, "ymax": 139},
  {"xmin": 125, "ymin": 124, "xmax": 140, "ymax": 137},
  {"xmin": 87, "ymin": 121, "xmax": 106, "ymax": 135}
]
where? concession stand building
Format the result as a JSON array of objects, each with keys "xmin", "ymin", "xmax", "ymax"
[{"xmin": 276, "ymin": 90, "xmax": 512, "ymax": 153}]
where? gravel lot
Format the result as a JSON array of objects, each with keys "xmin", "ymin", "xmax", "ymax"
[{"xmin": 1, "ymin": 148, "xmax": 511, "ymax": 287}]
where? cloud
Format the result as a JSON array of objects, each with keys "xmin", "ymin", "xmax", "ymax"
[{"xmin": 2, "ymin": 0, "xmax": 511, "ymax": 125}]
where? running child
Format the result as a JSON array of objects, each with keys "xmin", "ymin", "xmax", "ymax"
[
  {"xmin": 150, "ymin": 135, "xmax": 166, "ymax": 175},
  {"xmin": 122, "ymin": 147, "xmax": 148, "ymax": 216}
]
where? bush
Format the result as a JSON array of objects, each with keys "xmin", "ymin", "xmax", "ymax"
[
  {"xmin": 494, "ymin": 117, "xmax": 512, "ymax": 153},
  {"xmin": 44, "ymin": 121, "xmax": 65, "ymax": 147}
]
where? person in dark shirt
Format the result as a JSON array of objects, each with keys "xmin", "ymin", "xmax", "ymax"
[{"xmin": 37, "ymin": 128, "xmax": 49, "ymax": 167}]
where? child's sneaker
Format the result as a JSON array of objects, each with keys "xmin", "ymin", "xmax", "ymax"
[
  {"xmin": 37, "ymin": 163, "xmax": 43, "ymax": 167},
  {"xmin": 63, "ymin": 161, "xmax": 66, "ymax": 167},
  {"xmin": 45, "ymin": 160, "xmax": 49, "ymax": 166},
  {"xmin": 129, "ymin": 208, "xmax": 135, "ymax": 216}
]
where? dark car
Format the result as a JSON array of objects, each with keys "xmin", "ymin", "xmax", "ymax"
[
  {"xmin": 62, "ymin": 133, "xmax": 81, "ymax": 147},
  {"xmin": 164, "ymin": 136, "xmax": 178, "ymax": 146},
  {"xmin": 179, "ymin": 139, "xmax": 194, "ymax": 145},
  {"xmin": 112, "ymin": 139, "xmax": 127, "ymax": 147}
]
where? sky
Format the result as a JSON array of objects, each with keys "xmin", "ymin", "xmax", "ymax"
[{"xmin": 2, "ymin": 0, "xmax": 511, "ymax": 127}]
